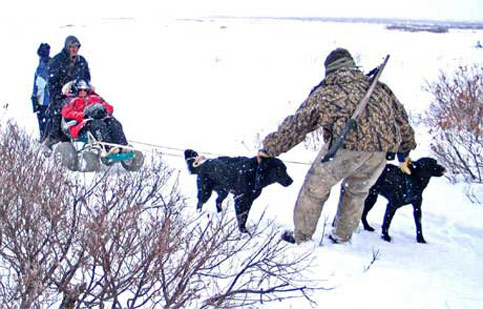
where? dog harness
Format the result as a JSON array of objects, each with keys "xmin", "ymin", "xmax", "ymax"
[{"xmin": 404, "ymin": 176, "xmax": 414, "ymax": 203}]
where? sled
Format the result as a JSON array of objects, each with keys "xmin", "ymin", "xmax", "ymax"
[{"xmin": 53, "ymin": 130, "xmax": 144, "ymax": 172}]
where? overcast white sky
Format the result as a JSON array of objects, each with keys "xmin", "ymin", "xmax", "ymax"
[
  {"xmin": 1, "ymin": 0, "xmax": 482, "ymax": 22},
  {"xmin": 176, "ymin": 0, "xmax": 483, "ymax": 21}
]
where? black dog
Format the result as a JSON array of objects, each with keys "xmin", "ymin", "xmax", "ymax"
[
  {"xmin": 361, "ymin": 157, "xmax": 446, "ymax": 243},
  {"xmin": 184, "ymin": 149, "xmax": 293, "ymax": 233}
]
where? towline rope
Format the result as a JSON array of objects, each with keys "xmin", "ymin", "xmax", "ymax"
[{"xmin": 128, "ymin": 139, "xmax": 311, "ymax": 166}]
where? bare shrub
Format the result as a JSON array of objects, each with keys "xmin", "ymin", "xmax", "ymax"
[
  {"xmin": 420, "ymin": 65, "xmax": 483, "ymax": 186},
  {"xmin": 0, "ymin": 120, "xmax": 74, "ymax": 308},
  {"xmin": 0, "ymin": 121, "xmax": 329, "ymax": 308},
  {"xmin": 303, "ymin": 127, "xmax": 326, "ymax": 152}
]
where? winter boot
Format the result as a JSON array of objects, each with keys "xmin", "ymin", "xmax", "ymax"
[{"xmin": 281, "ymin": 230, "xmax": 296, "ymax": 244}]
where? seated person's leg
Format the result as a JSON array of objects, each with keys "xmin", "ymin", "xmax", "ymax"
[
  {"xmin": 104, "ymin": 117, "xmax": 128, "ymax": 146},
  {"xmin": 83, "ymin": 119, "xmax": 110, "ymax": 144}
]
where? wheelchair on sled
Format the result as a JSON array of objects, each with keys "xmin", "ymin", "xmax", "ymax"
[{"xmin": 53, "ymin": 116, "xmax": 144, "ymax": 172}]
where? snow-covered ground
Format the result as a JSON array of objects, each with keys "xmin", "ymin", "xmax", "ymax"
[{"xmin": 1, "ymin": 4, "xmax": 483, "ymax": 308}]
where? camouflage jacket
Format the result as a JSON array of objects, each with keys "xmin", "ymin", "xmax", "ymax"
[{"xmin": 263, "ymin": 67, "xmax": 416, "ymax": 157}]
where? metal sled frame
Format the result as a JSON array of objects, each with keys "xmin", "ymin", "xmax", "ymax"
[{"xmin": 74, "ymin": 131, "xmax": 136, "ymax": 164}]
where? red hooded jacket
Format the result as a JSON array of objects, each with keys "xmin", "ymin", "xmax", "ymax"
[{"xmin": 61, "ymin": 94, "xmax": 113, "ymax": 138}]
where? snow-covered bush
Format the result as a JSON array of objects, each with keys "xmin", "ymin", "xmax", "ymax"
[
  {"xmin": 422, "ymin": 65, "xmax": 483, "ymax": 202},
  {"xmin": 0, "ymin": 121, "xmax": 325, "ymax": 308}
]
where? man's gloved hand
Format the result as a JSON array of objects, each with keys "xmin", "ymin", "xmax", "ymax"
[
  {"xmin": 31, "ymin": 96, "xmax": 40, "ymax": 113},
  {"xmin": 257, "ymin": 149, "xmax": 270, "ymax": 163},
  {"xmin": 400, "ymin": 156, "xmax": 412, "ymax": 175},
  {"xmin": 84, "ymin": 103, "xmax": 107, "ymax": 119}
]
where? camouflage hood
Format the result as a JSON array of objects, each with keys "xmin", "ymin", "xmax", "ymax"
[{"xmin": 324, "ymin": 67, "xmax": 365, "ymax": 86}]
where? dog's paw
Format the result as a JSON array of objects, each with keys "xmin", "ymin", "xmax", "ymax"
[
  {"xmin": 239, "ymin": 226, "xmax": 249, "ymax": 233},
  {"xmin": 364, "ymin": 225, "xmax": 375, "ymax": 232},
  {"xmin": 417, "ymin": 237, "xmax": 427, "ymax": 244},
  {"xmin": 382, "ymin": 234, "xmax": 392, "ymax": 242}
]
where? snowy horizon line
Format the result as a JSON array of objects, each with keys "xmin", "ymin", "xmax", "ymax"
[{"xmin": 200, "ymin": 16, "xmax": 483, "ymax": 29}]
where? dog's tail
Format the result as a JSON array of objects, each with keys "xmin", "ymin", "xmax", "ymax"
[{"xmin": 184, "ymin": 149, "xmax": 206, "ymax": 174}]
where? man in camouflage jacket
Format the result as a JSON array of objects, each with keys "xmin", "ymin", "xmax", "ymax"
[{"xmin": 260, "ymin": 48, "xmax": 416, "ymax": 244}]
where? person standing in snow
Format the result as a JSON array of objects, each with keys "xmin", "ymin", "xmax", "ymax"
[
  {"xmin": 43, "ymin": 35, "xmax": 91, "ymax": 149},
  {"xmin": 31, "ymin": 43, "xmax": 51, "ymax": 140},
  {"xmin": 258, "ymin": 48, "xmax": 416, "ymax": 244}
]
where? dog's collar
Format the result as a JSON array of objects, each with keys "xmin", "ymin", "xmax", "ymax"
[{"xmin": 192, "ymin": 155, "xmax": 207, "ymax": 167}]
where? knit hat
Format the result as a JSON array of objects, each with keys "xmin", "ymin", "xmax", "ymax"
[
  {"xmin": 64, "ymin": 35, "xmax": 81, "ymax": 50},
  {"xmin": 37, "ymin": 43, "xmax": 50, "ymax": 58},
  {"xmin": 324, "ymin": 48, "xmax": 356, "ymax": 75}
]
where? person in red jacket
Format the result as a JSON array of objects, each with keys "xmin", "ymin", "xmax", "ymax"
[{"xmin": 61, "ymin": 80, "xmax": 128, "ymax": 150}]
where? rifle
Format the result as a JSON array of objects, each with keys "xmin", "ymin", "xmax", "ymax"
[{"xmin": 321, "ymin": 55, "xmax": 390, "ymax": 163}]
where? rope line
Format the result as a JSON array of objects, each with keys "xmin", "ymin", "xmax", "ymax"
[{"xmin": 128, "ymin": 139, "xmax": 311, "ymax": 166}]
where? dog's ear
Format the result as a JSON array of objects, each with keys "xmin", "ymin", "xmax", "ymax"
[{"xmin": 184, "ymin": 149, "xmax": 198, "ymax": 160}]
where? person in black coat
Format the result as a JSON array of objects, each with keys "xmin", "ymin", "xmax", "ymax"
[{"xmin": 43, "ymin": 35, "xmax": 91, "ymax": 148}]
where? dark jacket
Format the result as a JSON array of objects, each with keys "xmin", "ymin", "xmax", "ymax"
[
  {"xmin": 263, "ymin": 67, "xmax": 416, "ymax": 157},
  {"xmin": 48, "ymin": 49, "xmax": 90, "ymax": 111}
]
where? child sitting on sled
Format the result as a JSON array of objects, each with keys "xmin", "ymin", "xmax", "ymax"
[{"xmin": 61, "ymin": 79, "xmax": 128, "ymax": 154}]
